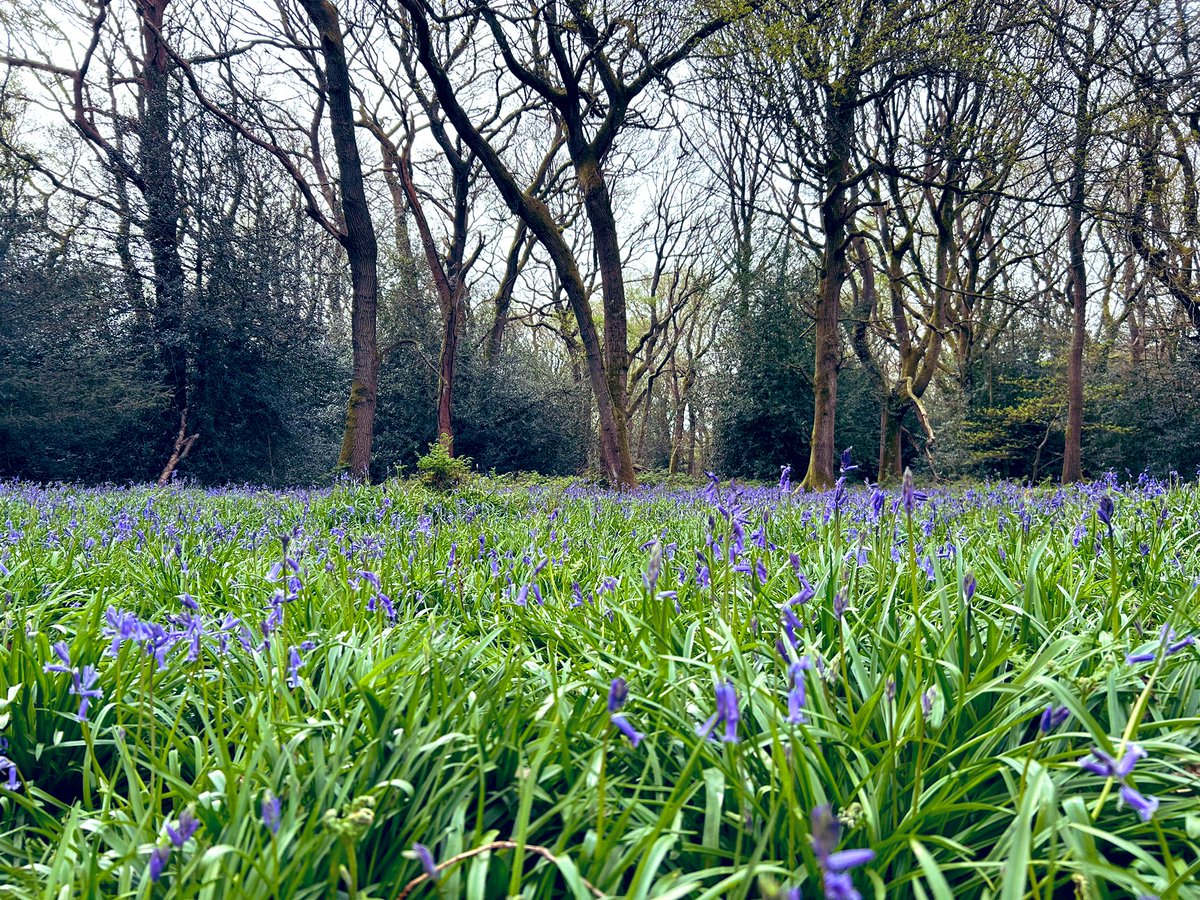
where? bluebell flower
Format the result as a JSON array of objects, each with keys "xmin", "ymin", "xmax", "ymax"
[
  {"xmin": 413, "ymin": 843, "xmax": 438, "ymax": 881},
  {"xmin": 643, "ymin": 543, "xmax": 663, "ymax": 593},
  {"xmin": 840, "ymin": 448, "xmax": 858, "ymax": 475},
  {"xmin": 1166, "ymin": 635, "xmax": 1195, "ymax": 655},
  {"xmin": 831, "ymin": 478, "xmax": 848, "ymax": 512},
  {"xmin": 962, "ymin": 572, "xmax": 976, "ymax": 603},
  {"xmin": 779, "ymin": 465, "xmax": 792, "ymax": 494},
  {"xmin": 810, "ymin": 805, "xmax": 874, "ymax": 900},
  {"xmin": 901, "ymin": 469, "xmax": 917, "ymax": 515},
  {"xmin": 43, "ymin": 641, "xmax": 72, "ymax": 675},
  {"xmin": 1119, "ymin": 784, "xmax": 1159, "ymax": 822},
  {"xmin": 73, "ymin": 665, "xmax": 102, "ymax": 720},
  {"xmin": 699, "ymin": 681, "xmax": 741, "ymax": 743},
  {"xmin": 611, "ymin": 713, "xmax": 644, "ymax": 748},
  {"xmin": 608, "ymin": 678, "xmax": 628, "ymax": 713},
  {"xmin": 287, "ymin": 646, "xmax": 304, "ymax": 687},
  {"xmin": 833, "ymin": 590, "xmax": 848, "ymax": 620},
  {"xmin": 43, "ymin": 644, "xmax": 103, "ymax": 721},
  {"xmin": 1079, "ymin": 744, "xmax": 1157, "ymax": 820},
  {"xmin": 787, "ymin": 658, "xmax": 811, "ymax": 725},
  {"xmin": 715, "ymin": 681, "xmax": 740, "ymax": 743},
  {"xmin": 149, "ymin": 845, "xmax": 171, "ymax": 882},
  {"xmin": 1039, "ymin": 705, "xmax": 1070, "ymax": 733},
  {"xmin": 262, "ymin": 792, "xmax": 281, "ymax": 834},
  {"xmin": 1097, "ymin": 496, "xmax": 1115, "ymax": 534},
  {"xmin": 921, "ymin": 686, "xmax": 937, "ymax": 720},
  {"xmin": 0, "ymin": 755, "xmax": 20, "ymax": 792},
  {"xmin": 166, "ymin": 808, "xmax": 200, "ymax": 848}
]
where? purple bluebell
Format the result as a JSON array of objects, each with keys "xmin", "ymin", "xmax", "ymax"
[
  {"xmin": 779, "ymin": 465, "xmax": 792, "ymax": 494},
  {"xmin": 43, "ymin": 641, "xmax": 72, "ymax": 675},
  {"xmin": 166, "ymin": 809, "xmax": 200, "ymax": 848},
  {"xmin": 715, "ymin": 681, "xmax": 740, "ymax": 743},
  {"xmin": 287, "ymin": 646, "xmax": 304, "ymax": 687},
  {"xmin": 901, "ymin": 469, "xmax": 917, "ymax": 515},
  {"xmin": 643, "ymin": 543, "xmax": 663, "ymax": 593},
  {"xmin": 699, "ymin": 681, "xmax": 741, "ymax": 743},
  {"xmin": 1119, "ymin": 785, "xmax": 1159, "ymax": 822},
  {"xmin": 1039, "ymin": 705, "xmax": 1070, "ymax": 733},
  {"xmin": 810, "ymin": 805, "xmax": 874, "ymax": 900},
  {"xmin": 149, "ymin": 845, "xmax": 171, "ymax": 882},
  {"xmin": 1097, "ymin": 495, "xmax": 1115, "ymax": 533},
  {"xmin": 787, "ymin": 658, "xmax": 811, "ymax": 724},
  {"xmin": 962, "ymin": 572, "xmax": 976, "ymax": 603},
  {"xmin": 840, "ymin": 448, "xmax": 858, "ymax": 475},
  {"xmin": 0, "ymin": 755, "xmax": 20, "ymax": 792},
  {"xmin": 792, "ymin": 573, "xmax": 816, "ymax": 606},
  {"xmin": 1080, "ymin": 743, "xmax": 1155, "ymax": 822},
  {"xmin": 1115, "ymin": 744, "xmax": 1146, "ymax": 778},
  {"xmin": 826, "ymin": 849, "xmax": 877, "ymax": 872},
  {"xmin": 1126, "ymin": 650, "xmax": 1156, "ymax": 664},
  {"xmin": 1166, "ymin": 635, "xmax": 1195, "ymax": 655},
  {"xmin": 833, "ymin": 590, "xmax": 848, "ymax": 620},
  {"xmin": 608, "ymin": 678, "xmax": 628, "ymax": 713},
  {"xmin": 611, "ymin": 713, "xmax": 645, "ymax": 748},
  {"xmin": 921, "ymin": 687, "xmax": 936, "ymax": 720},
  {"xmin": 262, "ymin": 792, "xmax": 281, "ymax": 834},
  {"xmin": 73, "ymin": 665, "xmax": 102, "ymax": 720},
  {"xmin": 413, "ymin": 843, "xmax": 438, "ymax": 881}
]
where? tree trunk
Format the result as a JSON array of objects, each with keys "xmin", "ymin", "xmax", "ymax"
[
  {"xmin": 1062, "ymin": 74, "xmax": 1090, "ymax": 485},
  {"xmin": 879, "ymin": 394, "xmax": 905, "ymax": 484},
  {"xmin": 399, "ymin": 2, "xmax": 635, "ymax": 487},
  {"xmin": 300, "ymin": 0, "xmax": 380, "ymax": 482},
  {"xmin": 802, "ymin": 90, "xmax": 856, "ymax": 490},
  {"xmin": 486, "ymin": 223, "xmax": 528, "ymax": 363},
  {"xmin": 436, "ymin": 292, "xmax": 463, "ymax": 452},
  {"xmin": 136, "ymin": 0, "xmax": 189, "ymax": 456},
  {"xmin": 576, "ymin": 156, "xmax": 638, "ymax": 487}
]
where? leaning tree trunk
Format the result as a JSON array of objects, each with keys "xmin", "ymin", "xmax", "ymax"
[{"xmin": 300, "ymin": 0, "xmax": 380, "ymax": 483}]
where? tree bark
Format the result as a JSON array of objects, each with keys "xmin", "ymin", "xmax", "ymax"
[
  {"xmin": 398, "ymin": 3, "xmax": 635, "ymax": 486},
  {"xmin": 802, "ymin": 88, "xmax": 857, "ymax": 490},
  {"xmin": 575, "ymin": 156, "xmax": 638, "ymax": 486},
  {"xmin": 135, "ymin": 0, "xmax": 189, "ymax": 460},
  {"xmin": 300, "ymin": 0, "xmax": 380, "ymax": 482},
  {"xmin": 1062, "ymin": 73, "xmax": 1090, "ymax": 485}
]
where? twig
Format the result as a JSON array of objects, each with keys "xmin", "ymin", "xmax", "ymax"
[{"xmin": 395, "ymin": 840, "xmax": 606, "ymax": 899}]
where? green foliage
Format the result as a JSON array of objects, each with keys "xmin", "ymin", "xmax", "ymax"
[
  {"xmin": 712, "ymin": 262, "xmax": 880, "ymax": 480},
  {"xmin": 0, "ymin": 479, "xmax": 1197, "ymax": 898},
  {"xmin": 415, "ymin": 435, "xmax": 473, "ymax": 490}
]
